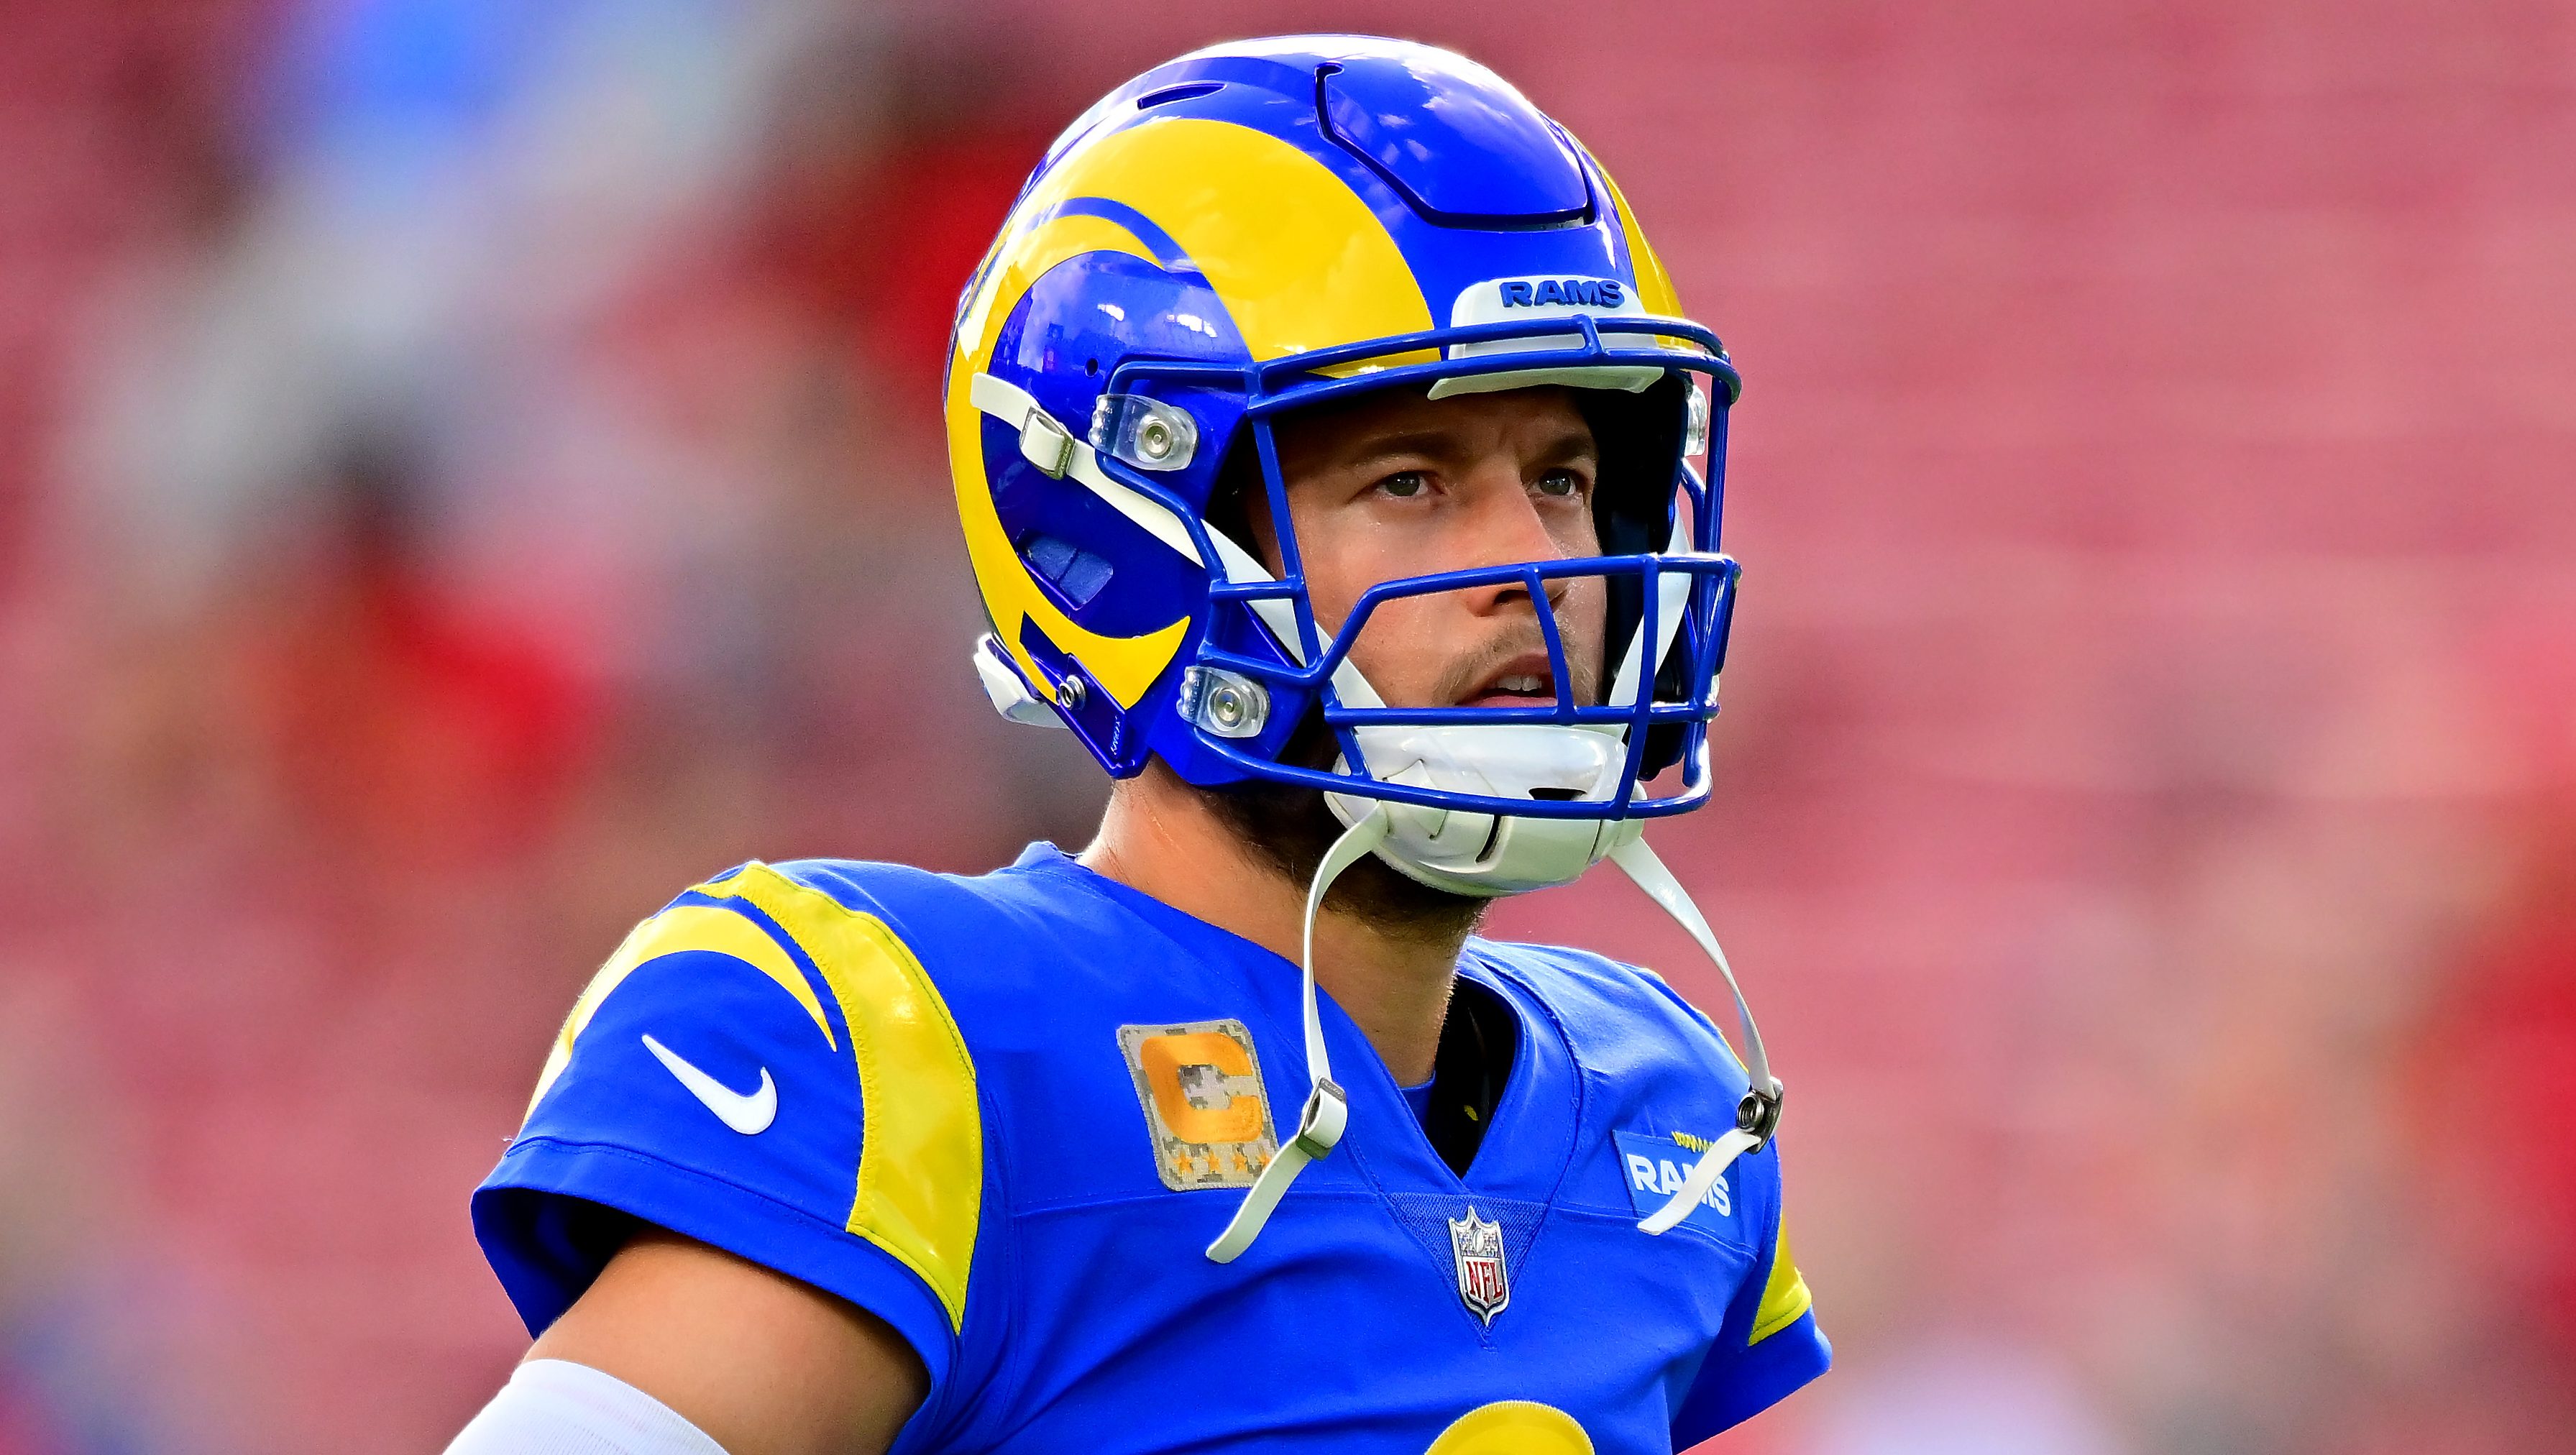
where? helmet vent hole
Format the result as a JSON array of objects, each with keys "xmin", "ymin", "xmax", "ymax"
[
  {"xmin": 1526, "ymin": 786, "xmax": 1584, "ymax": 801},
  {"xmin": 1136, "ymin": 81, "xmax": 1224, "ymax": 109},
  {"xmin": 1085, "ymin": 358, "xmax": 1099, "ymax": 375},
  {"xmin": 1022, "ymin": 533, "xmax": 1115, "ymax": 608}
]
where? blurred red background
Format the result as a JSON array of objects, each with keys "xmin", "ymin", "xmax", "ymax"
[{"xmin": 2, "ymin": 1, "xmax": 2572, "ymax": 1451}]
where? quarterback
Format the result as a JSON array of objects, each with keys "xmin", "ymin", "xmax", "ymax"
[{"xmin": 449, "ymin": 35, "xmax": 1828, "ymax": 1455}]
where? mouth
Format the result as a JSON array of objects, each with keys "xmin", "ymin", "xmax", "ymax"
[{"xmin": 1456, "ymin": 651, "xmax": 1562, "ymax": 709}]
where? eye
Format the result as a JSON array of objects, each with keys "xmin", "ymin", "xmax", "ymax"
[
  {"xmin": 1377, "ymin": 471, "xmax": 1428, "ymax": 499},
  {"xmin": 1534, "ymin": 469, "xmax": 1587, "ymax": 500}
]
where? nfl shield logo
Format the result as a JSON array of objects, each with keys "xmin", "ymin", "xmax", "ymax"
[{"xmin": 1447, "ymin": 1206, "xmax": 1511, "ymax": 1325}]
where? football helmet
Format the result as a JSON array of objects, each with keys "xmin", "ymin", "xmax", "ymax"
[{"xmin": 944, "ymin": 35, "xmax": 1777, "ymax": 1259}]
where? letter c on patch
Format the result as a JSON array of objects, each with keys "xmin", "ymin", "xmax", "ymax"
[{"xmin": 1136, "ymin": 1032, "xmax": 1263, "ymax": 1144}]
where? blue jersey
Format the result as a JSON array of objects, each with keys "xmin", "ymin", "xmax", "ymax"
[{"xmin": 474, "ymin": 845, "xmax": 1829, "ymax": 1453}]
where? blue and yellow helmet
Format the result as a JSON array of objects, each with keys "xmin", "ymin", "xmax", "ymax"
[
  {"xmin": 947, "ymin": 35, "xmax": 1743, "ymax": 894},
  {"xmin": 950, "ymin": 40, "xmax": 1787, "ymax": 1251}
]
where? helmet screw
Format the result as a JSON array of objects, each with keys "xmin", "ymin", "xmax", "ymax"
[
  {"xmin": 1137, "ymin": 417, "xmax": 1175, "ymax": 461},
  {"xmin": 1183, "ymin": 666, "xmax": 1269, "ymax": 738},
  {"xmin": 1057, "ymin": 674, "xmax": 1088, "ymax": 710},
  {"xmin": 1207, "ymin": 680, "xmax": 1249, "ymax": 729}
]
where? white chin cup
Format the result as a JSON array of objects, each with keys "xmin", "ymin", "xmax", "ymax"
[{"xmin": 1325, "ymin": 722, "xmax": 1647, "ymax": 897}]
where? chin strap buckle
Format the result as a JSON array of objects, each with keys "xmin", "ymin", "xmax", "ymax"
[
  {"xmin": 1736, "ymin": 1077, "xmax": 1784, "ymax": 1154},
  {"xmin": 1017, "ymin": 408, "xmax": 1076, "ymax": 477},
  {"xmin": 1608, "ymin": 834, "xmax": 1795, "ymax": 1237},
  {"xmin": 1289, "ymin": 1078, "xmax": 1348, "ymax": 1159},
  {"xmin": 1203, "ymin": 1078, "xmax": 1349, "ymax": 1264}
]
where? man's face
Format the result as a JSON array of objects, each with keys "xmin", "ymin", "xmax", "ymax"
[{"xmin": 1246, "ymin": 386, "xmax": 1605, "ymax": 712}]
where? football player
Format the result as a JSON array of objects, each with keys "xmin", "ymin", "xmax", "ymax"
[{"xmin": 449, "ymin": 35, "xmax": 1828, "ymax": 1455}]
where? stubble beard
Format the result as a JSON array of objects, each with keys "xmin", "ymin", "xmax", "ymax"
[
  {"xmin": 1186, "ymin": 717, "xmax": 1488, "ymax": 947},
  {"xmin": 1188, "ymin": 608, "xmax": 1606, "ymax": 947}
]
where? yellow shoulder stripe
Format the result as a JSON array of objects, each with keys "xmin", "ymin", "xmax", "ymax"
[
  {"xmin": 1749, "ymin": 1213, "xmax": 1815, "ymax": 1345},
  {"xmin": 699, "ymin": 863, "xmax": 983, "ymax": 1332},
  {"xmin": 527, "ymin": 904, "xmax": 835, "ymax": 1116}
]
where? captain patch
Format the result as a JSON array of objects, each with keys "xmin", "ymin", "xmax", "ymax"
[{"xmin": 1119, "ymin": 1020, "xmax": 1280, "ymax": 1190}]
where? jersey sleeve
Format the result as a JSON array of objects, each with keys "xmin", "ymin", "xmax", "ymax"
[
  {"xmin": 1669, "ymin": 1139, "xmax": 1831, "ymax": 1445},
  {"xmin": 470, "ymin": 860, "xmax": 988, "ymax": 1415}
]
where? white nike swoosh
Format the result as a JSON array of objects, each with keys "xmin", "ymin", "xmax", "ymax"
[{"xmin": 641, "ymin": 1033, "xmax": 776, "ymax": 1134}]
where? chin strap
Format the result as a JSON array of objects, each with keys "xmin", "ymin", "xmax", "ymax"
[
  {"xmin": 1610, "ymin": 835, "xmax": 1784, "ymax": 1236},
  {"xmin": 1198, "ymin": 817, "xmax": 1776, "ymax": 1257},
  {"xmin": 1205, "ymin": 806, "xmax": 1390, "ymax": 1263}
]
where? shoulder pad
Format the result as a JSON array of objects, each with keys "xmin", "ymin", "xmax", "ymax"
[{"xmin": 510, "ymin": 860, "xmax": 981, "ymax": 1332}]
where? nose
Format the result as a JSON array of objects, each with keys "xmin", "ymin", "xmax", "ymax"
[{"xmin": 1454, "ymin": 463, "xmax": 1576, "ymax": 617}]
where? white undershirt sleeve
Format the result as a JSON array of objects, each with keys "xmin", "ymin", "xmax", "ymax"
[{"xmin": 444, "ymin": 1358, "xmax": 730, "ymax": 1455}]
